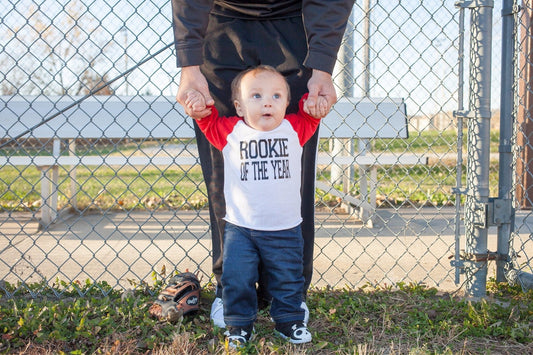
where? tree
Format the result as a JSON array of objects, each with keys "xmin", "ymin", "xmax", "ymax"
[
  {"xmin": 78, "ymin": 60, "xmax": 114, "ymax": 96},
  {"xmin": 0, "ymin": 0, "xmax": 118, "ymax": 96}
]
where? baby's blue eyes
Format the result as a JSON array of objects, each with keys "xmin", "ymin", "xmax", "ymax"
[{"xmin": 251, "ymin": 93, "xmax": 282, "ymax": 99}]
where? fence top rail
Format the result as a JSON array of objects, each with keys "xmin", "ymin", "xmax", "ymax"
[{"xmin": 0, "ymin": 95, "xmax": 407, "ymax": 140}]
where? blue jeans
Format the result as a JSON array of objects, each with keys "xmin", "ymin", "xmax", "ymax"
[{"xmin": 222, "ymin": 222, "xmax": 305, "ymax": 327}]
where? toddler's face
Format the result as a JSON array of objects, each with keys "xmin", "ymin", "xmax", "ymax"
[{"xmin": 234, "ymin": 70, "xmax": 289, "ymax": 131}]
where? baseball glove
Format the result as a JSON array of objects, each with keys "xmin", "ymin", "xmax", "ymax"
[{"xmin": 148, "ymin": 271, "xmax": 201, "ymax": 321}]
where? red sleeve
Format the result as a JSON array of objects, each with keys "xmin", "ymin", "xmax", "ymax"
[
  {"xmin": 285, "ymin": 94, "xmax": 322, "ymax": 146},
  {"xmin": 195, "ymin": 106, "xmax": 241, "ymax": 151}
]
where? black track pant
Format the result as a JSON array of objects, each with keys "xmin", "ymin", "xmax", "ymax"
[{"xmin": 196, "ymin": 13, "xmax": 318, "ymax": 299}]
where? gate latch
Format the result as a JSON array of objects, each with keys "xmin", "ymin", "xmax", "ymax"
[{"xmin": 472, "ymin": 198, "xmax": 512, "ymax": 228}]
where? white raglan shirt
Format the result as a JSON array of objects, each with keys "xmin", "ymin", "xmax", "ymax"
[
  {"xmin": 196, "ymin": 95, "xmax": 320, "ymax": 231},
  {"xmin": 222, "ymin": 120, "xmax": 302, "ymax": 230}
]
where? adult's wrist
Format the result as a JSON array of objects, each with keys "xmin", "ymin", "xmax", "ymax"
[
  {"xmin": 311, "ymin": 69, "xmax": 332, "ymax": 80},
  {"xmin": 180, "ymin": 65, "xmax": 202, "ymax": 75}
]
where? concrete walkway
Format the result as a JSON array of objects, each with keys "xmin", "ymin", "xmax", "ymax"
[{"xmin": 1, "ymin": 207, "xmax": 531, "ymax": 293}]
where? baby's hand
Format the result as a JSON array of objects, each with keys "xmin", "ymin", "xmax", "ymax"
[
  {"xmin": 184, "ymin": 90, "xmax": 211, "ymax": 118},
  {"xmin": 303, "ymin": 95, "xmax": 329, "ymax": 119}
]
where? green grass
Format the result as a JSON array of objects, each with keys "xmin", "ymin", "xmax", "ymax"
[
  {"xmin": 371, "ymin": 129, "xmax": 500, "ymax": 154},
  {"xmin": 0, "ymin": 276, "xmax": 531, "ymax": 354},
  {"xmin": 0, "ymin": 165, "xmax": 208, "ymax": 212}
]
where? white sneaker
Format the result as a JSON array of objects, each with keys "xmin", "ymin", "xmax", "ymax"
[
  {"xmin": 301, "ymin": 301, "xmax": 309, "ymax": 325},
  {"xmin": 224, "ymin": 325, "xmax": 254, "ymax": 348},
  {"xmin": 210, "ymin": 297, "xmax": 226, "ymax": 328},
  {"xmin": 275, "ymin": 322, "xmax": 312, "ymax": 344}
]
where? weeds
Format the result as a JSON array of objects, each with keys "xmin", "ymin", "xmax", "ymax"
[{"xmin": 1, "ymin": 279, "xmax": 532, "ymax": 354}]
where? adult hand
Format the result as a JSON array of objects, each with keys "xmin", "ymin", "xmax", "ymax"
[
  {"xmin": 176, "ymin": 66, "xmax": 214, "ymax": 119},
  {"xmin": 304, "ymin": 69, "xmax": 337, "ymax": 117}
]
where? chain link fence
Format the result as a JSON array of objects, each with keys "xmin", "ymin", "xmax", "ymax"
[
  {"xmin": 2, "ymin": 0, "xmax": 530, "ymax": 298},
  {"xmin": 507, "ymin": 0, "xmax": 533, "ymax": 291}
]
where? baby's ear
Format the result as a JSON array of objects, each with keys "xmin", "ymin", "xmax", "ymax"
[{"xmin": 234, "ymin": 100, "xmax": 244, "ymax": 117}]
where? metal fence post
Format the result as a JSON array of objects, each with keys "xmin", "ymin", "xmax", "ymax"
[
  {"xmin": 332, "ymin": 5, "xmax": 355, "ymax": 197},
  {"xmin": 462, "ymin": 0, "xmax": 494, "ymax": 298},
  {"xmin": 496, "ymin": 0, "xmax": 517, "ymax": 282},
  {"xmin": 453, "ymin": 5, "xmax": 466, "ymax": 286},
  {"xmin": 356, "ymin": 0, "xmax": 372, "ymax": 222}
]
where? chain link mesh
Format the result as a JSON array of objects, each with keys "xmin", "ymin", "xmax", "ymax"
[
  {"xmin": 1, "ymin": 0, "xmax": 526, "ymax": 297},
  {"xmin": 508, "ymin": 0, "xmax": 533, "ymax": 290}
]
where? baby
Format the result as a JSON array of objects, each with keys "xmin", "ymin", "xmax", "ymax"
[{"xmin": 185, "ymin": 65, "xmax": 328, "ymax": 347}]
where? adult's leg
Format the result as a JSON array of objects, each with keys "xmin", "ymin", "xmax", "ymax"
[
  {"xmin": 191, "ymin": 122, "xmax": 225, "ymax": 297},
  {"xmin": 300, "ymin": 129, "xmax": 319, "ymax": 295}
]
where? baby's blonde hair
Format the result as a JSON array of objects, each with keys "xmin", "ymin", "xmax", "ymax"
[{"xmin": 231, "ymin": 65, "xmax": 291, "ymax": 103}]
